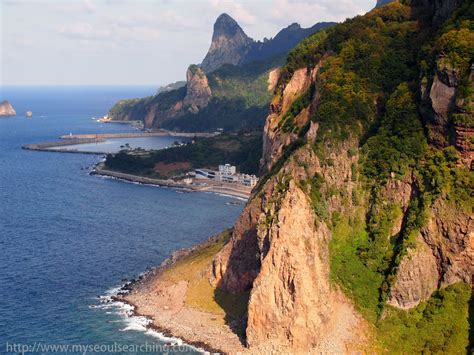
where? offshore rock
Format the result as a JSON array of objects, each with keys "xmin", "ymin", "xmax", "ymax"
[{"xmin": 0, "ymin": 100, "xmax": 16, "ymax": 116}]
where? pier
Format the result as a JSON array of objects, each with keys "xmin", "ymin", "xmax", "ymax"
[{"xmin": 60, "ymin": 131, "xmax": 217, "ymax": 140}]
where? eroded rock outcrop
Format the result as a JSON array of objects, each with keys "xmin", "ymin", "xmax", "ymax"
[
  {"xmin": 421, "ymin": 56, "xmax": 474, "ymax": 168},
  {"xmin": 421, "ymin": 58, "xmax": 457, "ymax": 148},
  {"xmin": 421, "ymin": 199, "xmax": 473, "ymax": 286},
  {"xmin": 0, "ymin": 100, "xmax": 16, "ymax": 116},
  {"xmin": 246, "ymin": 181, "xmax": 332, "ymax": 350},
  {"xmin": 213, "ymin": 3, "xmax": 474, "ymax": 353},
  {"xmin": 212, "ymin": 64, "xmax": 367, "ymax": 351},
  {"xmin": 388, "ymin": 235, "xmax": 439, "ymax": 309},
  {"xmin": 261, "ymin": 65, "xmax": 321, "ymax": 173},
  {"xmin": 201, "ymin": 13, "xmax": 253, "ymax": 74},
  {"xmin": 182, "ymin": 65, "xmax": 212, "ymax": 112},
  {"xmin": 248, "ymin": 181, "xmax": 368, "ymax": 353},
  {"xmin": 201, "ymin": 13, "xmax": 334, "ymax": 74},
  {"xmin": 389, "ymin": 197, "xmax": 473, "ymax": 309}
]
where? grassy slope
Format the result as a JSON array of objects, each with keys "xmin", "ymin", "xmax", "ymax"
[{"xmin": 159, "ymin": 230, "xmax": 248, "ymax": 323}]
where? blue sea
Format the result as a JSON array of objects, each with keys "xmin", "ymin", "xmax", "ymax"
[{"xmin": 0, "ymin": 86, "xmax": 243, "ymax": 354}]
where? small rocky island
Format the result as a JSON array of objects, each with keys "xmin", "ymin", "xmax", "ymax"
[{"xmin": 0, "ymin": 100, "xmax": 16, "ymax": 117}]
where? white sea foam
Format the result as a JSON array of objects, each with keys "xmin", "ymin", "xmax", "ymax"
[
  {"xmin": 93, "ymin": 284, "xmax": 206, "ymax": 353},
  {"xmin": 211, "ymin": 192, "xmax": 248, "ymax": 202}
]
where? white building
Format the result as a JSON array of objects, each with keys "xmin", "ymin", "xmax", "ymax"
[
  {"xmin": 195, "ymin": 165, "xmax": 258, "ymax": 187},
  {"xmin": 221, "ymin": 175, "xmax": 239, "ymax": 183},
  {"xmin": 195, "ymin": 169, "xmax": 217, "ymax": 179},
  {"xmin": 239, "ymin": 174, "xmax": 258, "ymax": 187},
  {"xmin": 219, "ymin": 164, "xmax": 236, "ymax": 176}
]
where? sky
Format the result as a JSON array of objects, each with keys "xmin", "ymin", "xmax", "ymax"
[{"xmin": 1, "ymin": 0, "xmax": 376, "ymax": 86}]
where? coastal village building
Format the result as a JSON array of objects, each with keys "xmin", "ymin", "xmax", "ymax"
[
  {"xmin": 195, "ymin": 164, "xmax": 258, "ymax": 187},
  {"xmin": 219, "ymin": 164, "xmax": 236, "ymax": 176}
]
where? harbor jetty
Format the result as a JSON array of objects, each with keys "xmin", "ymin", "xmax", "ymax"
[
  {"xmin": 23, "ymin": 130, "xmax": 217, "ymax": 155},
  {"xmin": 61, "ymin": 130, "xmax": 217, "ymax": 140},
  {"xmin": 22, "ymin": 138, "xmax": 106, "ymax": 155}
]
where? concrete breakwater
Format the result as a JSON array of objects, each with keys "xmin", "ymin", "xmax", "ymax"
[
  {"xmin": 23, "ymin": 130, "xmax": 216, "ymax": 155},
  {"xmin": 61, "ymin": 131, "xmax": 217, "ymax": 140},
  {"xmin": 22, "ymin": 139, "xmax": 107, "ymax": 155}
]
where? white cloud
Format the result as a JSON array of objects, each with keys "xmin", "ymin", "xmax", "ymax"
[
  {"xmin": 57, "ymin": 20, "xmax": 161, "ymax": 43},
  {"xmin": 269, "ymin": 0, "xmax": 368, "ymax": 26},
  {"xmin": 210, "ymin": 0, "xmax": 258, "ymax": 26},
  {"xmin": 3, "ymin": 0, "xmax": 376, "ymax": 85},
  {"xmin": 83, "ymin": 0, "xmax": 96, "ymax": 13}
]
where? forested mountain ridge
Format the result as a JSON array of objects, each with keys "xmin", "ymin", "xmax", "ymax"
[
  {"xmin": 107, "ymin": 14, "xmax": 333, "ymax": 132},
  {"xmin": 201, "ymin": 13, "xmax": 334, "ymax": 73},
  {"xmin": 206, "ymin": 0, "xmax": 473, "ymax": 352}
]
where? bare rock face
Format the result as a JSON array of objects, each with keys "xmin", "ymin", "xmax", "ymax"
[
  {"xmin": 388, "ymin": 235, "xmax": 439, "ymax": 309},
  {"xmin": 421, "ymin": 199, "xmax": 473, "ymax": 286},
  {"xmin": 142, "ymin": 66, "xmax": 211, "ymax": 129},
  {"xmin": 421, "ymin": 59, "xmax": 457, "ymax": 148},
  {"xmin": 261, "ymin": 66, "xmax": 318, "ymax": 173},
  {"xmin": 212, "ymin": 195, "xmax": 263, "ymax": 292},
  {"xmin": 389, "ymin": 197, "xmax": 473, "ymax": 310},
  {"xmin": 420, "ymin": 57, "xmax": 474, "ymax": 168},
  {"xmin": 182, "ymin": 65, "xmax": 212, "ymax": 112},
  {"xmin": 267, "ymin": 68, "xmax": 280, "ymax": 92},
  {"xmin": 246, "ymin": 181, "xmax": 332, "ymax": 350},
  {"xmin": 201, "ymin": 13, "xmax": 253, "ymax": 73},
  {"xmin": 0, "ymin": 100, "xmax": 16, "ymax": 116},
  {"xmin": 378, "ymin": 176, "xmax": 414, "ymax": 237}
]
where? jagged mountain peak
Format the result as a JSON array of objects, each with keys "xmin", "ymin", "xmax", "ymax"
[
  {"xmin": 213, "ymin": 13, "xmax": 248, "ymax": 39},
  {"xmin": 286, "ymin": 23, "xmax": 302, "ymax": 30},
  {"xmin": 201, "ymin": 13, "xmax": 253, "ymax": 73},
  {"xmin": 202, "ymin": 14, "xmax": 334, "ymax": 73}
]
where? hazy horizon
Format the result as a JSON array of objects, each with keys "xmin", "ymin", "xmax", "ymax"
[{"xmin": 1, "ymin": 0, "xmax": 376, "ymax": 86}]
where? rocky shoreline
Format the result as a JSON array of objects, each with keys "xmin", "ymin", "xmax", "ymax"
[
  {"xmin": 112, "ymin": 233, "xmax": 245, "ymax": 354},
  {"xmin": 93, "ymin": 163, "xmax": 251, "ymax": 200}
]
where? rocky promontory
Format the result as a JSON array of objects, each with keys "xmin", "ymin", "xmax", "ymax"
[{"xmin": 0, "ymin": 100, "xmax": 16, "ymax": 117}]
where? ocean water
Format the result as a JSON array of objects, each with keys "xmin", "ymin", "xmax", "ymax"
[
  {"xmin": 0, "ymin": 86, "xmax": 243, "ymax": 353},
  {"xmin": 51, "ymin": 136, "xmax": 192, "ymax": 154}
]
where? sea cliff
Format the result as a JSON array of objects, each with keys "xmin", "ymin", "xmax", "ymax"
[
  {"xmin": 120, "ymin": 0, "xmax": 473, "ymax": 353},
  {"xmin": 0, "ymin": 100, "xmax": 16, "ymax": 116}
]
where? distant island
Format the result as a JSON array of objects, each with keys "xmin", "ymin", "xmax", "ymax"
[{"xmin": 0, "ymin": 100, "xmax": 16, "ymax": 117}]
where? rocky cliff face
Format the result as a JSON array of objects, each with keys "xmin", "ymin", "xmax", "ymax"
[
  {"xmin": 210, "ymin": 1, "xmax": 473, "ymax": 352},
  {"xmin": 108, "ymin": 65, "xmax": 212, "ymax": 129},
  {"xmin": 212, "ymin": 63, "xmax": 370, "ymax": 351},
  {"xmin": 201, "ymin": 13, "xmax": 253, "ymax": 73},
  {"xmin": 420, "ymin": 46, "xmax": 473, "ymax": 169},
  {"xmin": 182, "ymin": 65, "xmax": 212, "ymax": 112},
  {"xmin": 0, "ymin": 100, "xmax": 16, "ymax": 116}
]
